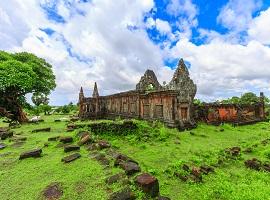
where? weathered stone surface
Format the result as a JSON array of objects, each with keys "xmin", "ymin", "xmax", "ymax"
[
  {"xmin": 244, "ymin": 158, "xmax": 261, "ymax": 170},
  {"xmin": 64, "ymin": 145, "xmax": 80, "ymax": 152},
  {"xmin": 76, "ymin": 131, "xmax": 90, "ymax": 139},
  {"xmin": 91, "ymin": 152, "xmax": 110, "ymax": 166},
  {"xmin": 135, "ymin": 173, "xmax": 159, "ymax": 197},
  {"xmin": 48, "ymin": 136, "xmax": 60, "ymax": 141},
  {"xmin": 86, "ymin": 143, "xmax": 99, "ymax": 151},
  {"xmin": 109, "ymin": 187, "xmax": 135, "ymax": 200},
  {"xmin": 43, "ymin": 182, "xmax": 63, "ymax": 200},
  {"xmin": 9, "ymin": 136, "xmax": 27, "ymax": 142},
  {"xmin": 19, "ymin": 148, "xmax": 42, "ymax": 160},
  {"xmin": 226, "ymin": 146, "xmax": 241, "ymax": 156},
  {"xmin": 182, "ymin": 164, "xmax": 190, "ymax": 172},
  {"xmin": 119, "ymin": 161, "xmax": 141, "ymax": 175},
  {"xmin": 70, "ymin": 116, "xmax": 79, "ymax": 122},
  {"xmin": 98, "ymin": 140, "xmax": 111, "ymax": 149},
  {"xmin": 32, "ymin": 127, "xmax": 51, "ymax": 133},
  {"xmin": 66, "ymin": 124, "xmax": 77, "ymax": 132},
  {"xmin": 59, "ymin": 136, "xmax": 73, "ymax": 143},
  {"xmin": 191, "ymin": 167, "xmax": 202, "ymax": 182},
  {"xmin": 61, "ymin": 153, "xmax": 81, "ymax": 163},
  {"xmin": 0, "ymin": 143, "xmax": 7, "ymax": 150},
  {"xmin": 262, "ymin": 163, "xmax": 270, "ymax": 172},
  {"xmin": 200, "ymin": 165, "xmax": 214, "ymax": 175},
  {"xmin": 11, "ymin": 141, "xmax": 25, "ymax": 148},
  {"xmin": 114, "ymin": 154, "xmax": 138, "ymax": 166},
  {"xmin": 0, "ymin": 129, "xmax": 13, "ymax": 140},
  {"xmin": 78, "ymin": 135, "xmax": 91, "ymax": 146},
  {"xmin": 106, "ymin": 173, "xmax": 125, "ymax": 185}
]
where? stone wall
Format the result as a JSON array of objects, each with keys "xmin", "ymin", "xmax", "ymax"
[{"xmin": 195, "ymin": 100, "xmax": 266, "ymax": 125}]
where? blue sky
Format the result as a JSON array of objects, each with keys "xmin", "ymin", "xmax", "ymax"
[{"xmin": 0, "ymin": 0, "xmax": 270, "ymax": 105}]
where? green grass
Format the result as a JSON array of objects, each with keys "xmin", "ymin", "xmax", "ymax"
[{"xmin": 1, "ymin": 115, "xmax": 270, "ymax": 200}]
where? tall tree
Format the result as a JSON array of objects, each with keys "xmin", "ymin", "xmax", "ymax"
[{"xmin": 0, "ymin": 51, "xmax": 56, "ymax": 122}]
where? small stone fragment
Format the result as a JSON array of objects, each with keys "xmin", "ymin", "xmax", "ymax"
[
  {"xmin": 106, "ymin": 173, "xmax": 125, "ymax": 185},
  {"xmin": 48, "ymin": 136, "xmax": 60, "ymax": 141},
  {"xmin": 0, "ymin": 143, "xmax": 7, "ymax": 150},
  {"xmin": 119, "ymin": 161, "xmax": 141, "ymax": 175},
  {"xmin": 78, "ymin": 135, "xmax": 91, "ymax": 146},
  {"xmin": 43, "ymin": 182, "xmax": 63, "ymax": 200},
  {"xmin": 61, "ymin": 153, "xmax": 81, "ymax": 163},
  {"xmin": 32, "ymin": 127, "xmax": 51, "ymax": 133},
  {"xmin": 244, "ymin": 158, "xmax": 261, "ymax": 171},
  {"xmin": 98, "ymin": 140, "xmax": 111, "ymax": 149},
  {"xmin": 59, "ymin": 136, "xmax": 73, "ymax": 143},
  {"xmin": 64, "ymin": 145, "xmax": 80, "ymax": 152},
  {"xmin": 109, "ymin": 187, "xmax": 135, "ymax": 200},
  {"xmin": 136, "ymin": 173, "xmax": 159, "ymax": 197},
  {"xmin": 19, "ymin": 148, "xmax": 42, "ymax": 160}
]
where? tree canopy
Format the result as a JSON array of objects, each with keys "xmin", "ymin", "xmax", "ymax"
[{"xmin": 0, "ymin": 51, "xmax": 56, "ymax": 122}]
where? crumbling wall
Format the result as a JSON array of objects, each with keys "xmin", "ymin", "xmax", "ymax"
[{"xmin": 195, "ymin": 103, "xmax": 266, "ymax": 125}]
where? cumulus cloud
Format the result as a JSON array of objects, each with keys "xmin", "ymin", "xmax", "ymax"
[
  {"xmin": 217, "ymin": 0, "xmax": 262, "ymax": 32},
  {"xmin": 248, "ymin": 7, "xmax": 270, "ymax": 45},
  {"xmin": 168, "ymin": 39, "xmax": 270, "ymax": 100}
]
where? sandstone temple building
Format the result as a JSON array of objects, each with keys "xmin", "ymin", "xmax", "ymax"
[{"xmin": 78, "ymin": 58, "xmax": 197, "ymax": 129}]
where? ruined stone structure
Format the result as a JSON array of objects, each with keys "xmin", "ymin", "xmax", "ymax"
[
  {"xmin": 79, "ymin": 58, "xmax": 197, "ymax": 129},
  {"xmin": 195, "ymin": 92, "xmax": 266, "ymax": 125}
]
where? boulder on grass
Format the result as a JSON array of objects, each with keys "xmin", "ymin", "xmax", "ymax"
[
  {"xmin": 0, "ymin": 130, "xmax": 13, "ymax": 140},
  {"xmin": 59, "ymin": 136, "xmax": 73, "ymax": 143},
  {"xmin": 109, "ymin": 187, "xmax": 135, "ymax": 200},
  {"xmin": 61, "ymin": 153, "xmax": 81, "ymax": 163},
  {"xmin": 43, "ymin": 182, "xmax": 63, "ymax": 200},
  {"xmin": 225, "ymin": 146, "xmax": 241, "ymax": 156},
  {"xmin": 19, "ymin": 148, "xmax": 42, "ymax": 160},
  {"xmin": 244, "ymin": 158, "xmax": 261, "ymax": 170},
  {"xmin": 78, "ymin": 135, "xmax": 91, "ymax": 146},
  {"xmin": 64, "ymin": 145, "xmax": 80, "ymax": 152},
  {"xmin": 0, "ymin": 143, "xmax": 7, "ymax": 150},
  {"xmin": 48, "ymin": 136, "xmax": 60, "ymax": 141},
  {"xmin": 119, "ymin": 161, "xmax": 141, "ymax": 175},
  {"xmin": 106, "ymin": 173, "xmax": 125, "ymax": 185},
  {"xmin": 98, "ymin": 140, "xmax": 111, "ymax": 149},
  {"xmin": 135, "ymin": 173, "xmax": 159, "ymax": 197},
  {"xmin": 32, "ymin": 127, "xmax": 51, "ymax": 133}
]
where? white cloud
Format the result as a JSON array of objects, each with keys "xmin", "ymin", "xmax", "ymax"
[
  {"xmin": 248, "ymin": 7, "xmax": 270, "ymax": 45},
  {"xmin": 217, "ymin": 0, "xmax": 262, "ymax": 32},
  {"xmin": 166, "ymin": 0, "xmax": 198, "ymax": 39},
  {"xmin": 155, "ymin": 19, "xmax": 172, "ymax": 35},
  {"xmin": 169, "ymin": 39, "xmax": 270, "ymax": 100}
]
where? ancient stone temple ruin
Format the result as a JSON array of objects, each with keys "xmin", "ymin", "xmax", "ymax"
[{"xmin": 78, "ymin": 58, "xmax": 197, "ymax": 129}]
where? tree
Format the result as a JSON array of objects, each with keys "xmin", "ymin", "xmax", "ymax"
[
  {"xmin": 61, "ymin": 105, "xmax": 70, "ymax": 114},
  {"xmin": 240, "ymin": 92, "xmax": 259, "ymax": 105},
  {"xmin": 0, "ymin": 51, "xmax": 56, "ymax": 122},
  {"xmin": 31, "ymin": 92, "xmax": 49, "ymax": 106},
  {"xmin": 40, "ymin": 104, "xmax": 52, "ymax": 115}
]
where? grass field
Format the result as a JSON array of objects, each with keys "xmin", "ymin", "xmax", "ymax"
[{"xmin": 0, "ymin": 115, "xmax": 270, "ymax": 200}]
